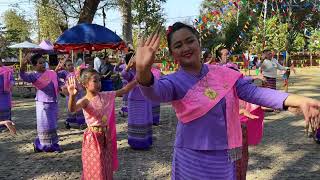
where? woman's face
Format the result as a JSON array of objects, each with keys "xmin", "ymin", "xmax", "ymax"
[
  {"xmin": 170, "ymin": 28, "xmax": 201, "ymax": 68},
  {"xmin": 219, "ymin": 49, "xmax": 229, "ymax": 64},
  {"xmin": 36, "ymin": 58, "xmax": 46, "ymax": 72},
  {"xmin": 205, "ymin": 53, "xmax": 212, "ymax": 63}
]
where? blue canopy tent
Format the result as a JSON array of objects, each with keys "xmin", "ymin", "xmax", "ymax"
[{"xmin": 54, "ymin": 23, "xmax": 126, "ymax": 52}]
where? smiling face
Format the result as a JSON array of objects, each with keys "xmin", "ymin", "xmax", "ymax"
[{"xmin": 169, "ymin": 28, "xmax": 201, "ymax": 68}]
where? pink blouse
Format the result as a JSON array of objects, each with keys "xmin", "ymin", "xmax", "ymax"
[{"xmin": 83, "ymin": 91, "xmax": 116, "ymax": 127}]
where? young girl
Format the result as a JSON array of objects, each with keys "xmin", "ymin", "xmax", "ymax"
[
  {"xmin": 57, "ymin": 59, "xmax": 86, "ymax": 129},
  {"xmin": 20, "ymin": 53, "xmax": 63, "ymax": 153},
  {"xmin": 66, "ymin": 68, "xmax": 137, "ymax": 179},
  {"xmin": 0, "ymin": 60, "xmax": 14, "ymax": 130}
]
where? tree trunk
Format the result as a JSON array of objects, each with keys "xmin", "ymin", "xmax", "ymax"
[
  {"xmin": 120, "ymin": 0, "xmax": 133, "ymax": 44},
  {"xmin": 77, "ymin": 0, "xmax": 101, "ymax": 24}
]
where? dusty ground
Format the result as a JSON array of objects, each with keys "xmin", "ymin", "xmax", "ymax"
[{"xmin": 0, "ymin": 68, "xmax": 319, "ymax": 180}]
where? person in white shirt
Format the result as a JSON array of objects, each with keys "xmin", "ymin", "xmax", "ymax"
[
  {"xmin": 260, "ymin": 49, "xmax": 288, "ymax": 90},
  {"xmin": 93, "ymin": 55, "xmax": 102, "ymax": 72}
]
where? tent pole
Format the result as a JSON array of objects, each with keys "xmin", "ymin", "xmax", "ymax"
[
  {"xmin": 19, "ymin": 49, "xmax": 22, "ymax": 67},
  {"xmin": 71, "ymin": 50, "xmax": 74, "ymax": 63}
]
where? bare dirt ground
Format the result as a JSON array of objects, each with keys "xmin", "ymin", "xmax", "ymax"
[{"xmin": 0, "ymin": 67, "xmax": 319, "ymax": 180}]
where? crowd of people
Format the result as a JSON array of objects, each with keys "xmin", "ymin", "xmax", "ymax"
[{"xmin": 0, "ymin": 22, "xmax": 320, "ymax": 180}]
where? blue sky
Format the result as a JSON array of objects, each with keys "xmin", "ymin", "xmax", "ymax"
[{"xmin": 0, "ymin": 0, "xmax": 202, "ymax": 38}]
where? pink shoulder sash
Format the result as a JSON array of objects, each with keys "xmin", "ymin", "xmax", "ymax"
[
  {"xmin": 171, "ymin": 65, "xmax": 243, "ymax": 149},
  {"xmin": 33, "ymin": 70, "xmax": 58, "ymax": 96},
  {"xmin": 151, "ymin": 68, "xmax": 161, "ymax": 79},
  {"xmin": 0, "ymin": 66, "xmax": 13, "ymax": 92}
]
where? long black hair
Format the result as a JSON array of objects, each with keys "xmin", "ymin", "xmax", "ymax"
[{"xmin": 30, "ymin": 53, "xmax": 43, "ymax": 66}]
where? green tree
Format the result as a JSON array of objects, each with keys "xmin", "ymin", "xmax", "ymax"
[
  {"xmin": 36, "ymin": 0, "xmax": 67, "ymax": 42},
  {"xmin": 293, "ymin": 33, "xmax": 306, "ymax": 52},
  {"xmin": 3, "ymin": 9, "xmax": 31, "ymax": 42},
  {"xmin": 132, "ymin": 0, "xmax": 166, "ymax": 34},
  {"xmin": 308, "ymin": 30, "xmax": 320, "ymax": 52},
  {"xmin": 265, "ymin": 16, "xmax": 288, "ymax": 52}
]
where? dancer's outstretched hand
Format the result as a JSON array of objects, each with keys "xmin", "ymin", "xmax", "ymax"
[
  {"xmin": 240, "ymin": 109, "xmax": 259, "ymax": 120},
  {"xmin": 298, "ymin": 99, "xmax": 320, "ymax": 131},
  {"xmin": 0, "ymin": 120, "xmax": 16, "ymax": 135},
  {"xmin": 66, "ymin": 76, "xmax": 78, "ymax": 96},
  {"xmin": 135, "ymin": 27, "xmax": 161, "ymax": 73}
]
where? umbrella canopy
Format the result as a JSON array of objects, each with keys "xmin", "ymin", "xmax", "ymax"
[
  {"xmin": 54, "ymin": 23, "xmax": 126, "ymax": 51},
  {"xmin": 32, "ymin": 40, "xmax": 56, "ymax": 54},
  {"xmin": 9, "ymin": 41, "xmax": 42, "ymax": 49},
  {"xmin": 39, "ymin": 40, "xmax": 54, "ymax": 50}
]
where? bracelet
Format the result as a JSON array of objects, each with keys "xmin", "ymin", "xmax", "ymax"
[{"xmin": 137, "ymin": 75, "xmax": 154, "ymax": 87}]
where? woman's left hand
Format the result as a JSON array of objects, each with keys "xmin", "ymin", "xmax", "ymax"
[{"xmin": 297, "ymin": 99, "xmax": 320, "ymax": 131}]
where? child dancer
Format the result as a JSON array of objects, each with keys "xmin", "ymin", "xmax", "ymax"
[
  {"xmin": 0, "ymin": 60, "xmax": 14, "ymax": 130},
  {"xmin": 57, "ymin": 60, "xmax": 86, "ymax": 129},
  {"xmin": 67, "ymin": 69, "xmax": 137, "ymax": 179},
  {"xmin": 20, "ymin": 53, "xmax": 63, "ymax": 153}
]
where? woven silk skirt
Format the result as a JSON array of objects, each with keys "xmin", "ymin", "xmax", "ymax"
[
  {"xmin": 172, "ymin": 147, "xmax": 236, "ymax": 180},
  {"xmin": 82, "ymin": 128, "xmax": 113, "ymax": 180},
  {"xmin": 34, "ymin": 101, "xmax": 61, "ymax": 152},
  {"xmin": 127, "ymin": 99, "xmax": 153, "ymax": 150}
]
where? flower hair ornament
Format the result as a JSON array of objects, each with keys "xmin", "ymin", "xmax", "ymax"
[
  {"xmin": 166, "ymin": 26, "xmax": 173, "ymax": 36},
  {"xmin": 75, "ymin": 63, "xmax": 89, "ymax": 79}
]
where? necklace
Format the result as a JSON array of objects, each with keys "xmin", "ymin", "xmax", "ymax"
[
  {"xmin": 187, "ymin": 66, "xmax": 218, "ymax": 100},
  {"xmin": 203, "ymin": 75, "xmax": 218, "ymax": 100}
]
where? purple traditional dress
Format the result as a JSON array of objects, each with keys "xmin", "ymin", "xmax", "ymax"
[
  {"xmin": 116, "ymin": 64, "xmax": 128, "ymax": 115},
  {"xmin": 139, "ymin": 64, "xmax": 288, "ymax": 179},
  {"xmin": 0, "ymin": 66, "xmax": 14, "ymax": 130},
  {"xmin": 122, "ymin": 69, "xmax": 153, "ymax": 149},
  {"xmin": 58, "ymin": 70, "xmax": 86, "ymax": 128},
  {"xmin": 151, "ymin": 68, "xmax": 161, "ymax": 125},
  {"xmin": 20, "ymin": 70, "xmax": 62, "ymax": 152}
]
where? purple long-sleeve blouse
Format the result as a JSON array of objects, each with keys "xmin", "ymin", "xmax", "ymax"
[
  {"xmin": 20, "ymin": 71, "xmax": 63, "ymax": 103},
  {"xmin": 139, "ymin": 64, "xmax": 289, "ymax": 150},
  {"xmin": 121, "ymin": 69, "xmax": 146, "ymax": 100}
]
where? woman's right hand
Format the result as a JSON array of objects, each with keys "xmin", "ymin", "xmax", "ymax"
[
  {"xmin": 135, "ymin": 28, "xmax": 161, "ymax": 72},
  {"xmin": 66, "ymin": 76, "xmax": 78, "ymax": 96}
]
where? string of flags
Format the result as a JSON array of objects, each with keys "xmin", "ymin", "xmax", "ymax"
[{"xmin": 194, "ymin": 0, "xmax": 319, "ymax": 41}]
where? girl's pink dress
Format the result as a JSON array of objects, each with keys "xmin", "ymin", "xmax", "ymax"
[
  {"xmin": 81, "ymin": 91, "xmax": 118, "ymax": 180},
  {"xmin": 240, "ymin": 101, "xmax": 265, "ymax": 145}
]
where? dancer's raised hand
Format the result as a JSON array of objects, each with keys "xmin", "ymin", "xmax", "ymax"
[
  {"xmin": 135, "ymin": 27, "xmax": 161, "ymax": 72},
  {"xmin": 66, "ymin": 76, "xmax": 78, "ymax": 96}
]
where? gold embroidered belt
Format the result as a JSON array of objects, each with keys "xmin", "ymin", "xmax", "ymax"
[{"xmin": 88, "ymin": 126, "xmax": 108, "ymax": 132}]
